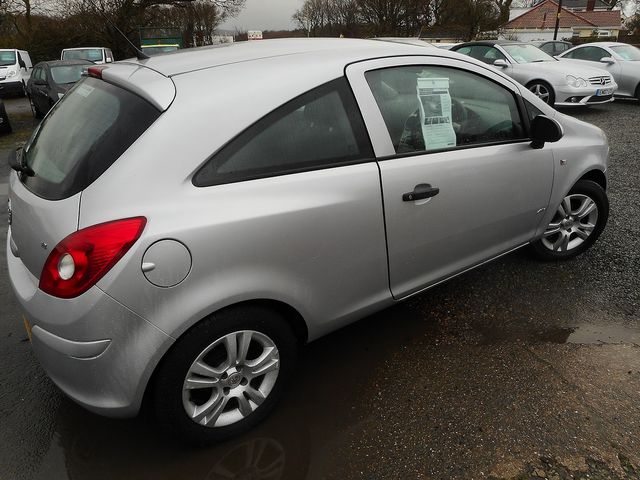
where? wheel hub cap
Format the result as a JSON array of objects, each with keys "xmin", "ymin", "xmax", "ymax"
[
  {"xmin": 181, "ymin": 330, "xmax": 280, "ymax": 428},
  {"xmin": 541, "ymin": 194, "xmax": 598, "ymax": 252}
]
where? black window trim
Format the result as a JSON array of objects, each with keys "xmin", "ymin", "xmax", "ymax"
[
  {"xmin": 363, "ymin": 63, "xmax": 532, "ymax": 162},
  {"xmin": 193, "ymin": 77, "xmax": 376, "ymax": 188}
]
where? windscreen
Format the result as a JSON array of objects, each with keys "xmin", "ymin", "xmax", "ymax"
[
  {"xmin": 502, "ymin": 44, "xmax": 555, "ymax": 63},
  {"xmin": 611, "ymin": 45, "xmax": 640, "ymax": 61},
  {"xmin": 0, "ymin": 50, "xmax": 16, "ymax": 66},
  {"xmin": 51, "ymin": 65, "xmax": 86, "ymax": 84},
  {"xmin": 21, "ymin": 77, "xmax": 160, "ymax": 200},
  {"xmin": 63, "ymin": 49, "xmax": 103, "ymax": 62}
]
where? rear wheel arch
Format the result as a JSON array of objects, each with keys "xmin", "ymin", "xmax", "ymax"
[{"xmin": 141, "ymin": 299, "xmax": 308, "ymax": 409}]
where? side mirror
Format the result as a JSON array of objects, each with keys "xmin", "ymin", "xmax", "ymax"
[
  {"xmin": 493, "ymin": 59, "xmax": 509, "ymax": 68},
  {"xmin": 530, "ymin": 115, "xmax": 563, "ymax": 149},
  {"xmin": 7, "ymin": 144, "xmax": 33, "ymax": 175},
  {"xmin": 600, "ymin": 56, "xmax": 615, "ymax": 64}
]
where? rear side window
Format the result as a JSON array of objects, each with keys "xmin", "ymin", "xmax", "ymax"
[
  {"xmin": 194, "ymin": 78, "xmax": 373, "ymax": 187},
  {"xmin": 22, "ymin": 77, "xmax": 160, "ymax": 200}
]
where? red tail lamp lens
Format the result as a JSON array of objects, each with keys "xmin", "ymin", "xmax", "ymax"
[
  {"xmin": 39, "ymin": 217, "xmax": 146, "ymax": 299},
  {"xmin": 87, "ymin": 65, "xmax": 108, "ymax": 79}
]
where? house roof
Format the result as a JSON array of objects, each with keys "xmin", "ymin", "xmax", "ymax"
[
  {"xmin": 505, "ymin": 0, "xmax": 621, "ymax": 29},
  {"xmin": 577, "ymin": 10, "xmax": 621, "ymax": 27}
]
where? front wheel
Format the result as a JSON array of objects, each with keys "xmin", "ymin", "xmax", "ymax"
[
  {"xmin": 528, "ymin": 81, "xmax": 555, "ymax": 106},
  {"xmin": 152, "ymin": 305, "xmax": 298, "ymax": 445},
  {"xmin": 531, "ymin": 179, "xmax": 609, "ymax": 261}
]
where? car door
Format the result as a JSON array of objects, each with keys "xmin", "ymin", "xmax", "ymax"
[
  {"xmin": 33, "ymin": 67, "xmax": 49, "ymax": 113},
  {"xmin": 347, "ymin": 56, "xmax": 554, "ymax": 299}
]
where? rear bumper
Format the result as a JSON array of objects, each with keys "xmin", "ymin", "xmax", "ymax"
[{"xmin": 6, "ymin": 228, "xmax": 173, "ymax": 417}]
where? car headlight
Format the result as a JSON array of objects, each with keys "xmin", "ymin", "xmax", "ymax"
[
  {"xmin": 6, "ymin": 70, "xmax": 16, "ymax": 78},
  {"xmin": 566, "ymin": 75, "xmax": 588, "ymax": 88}
]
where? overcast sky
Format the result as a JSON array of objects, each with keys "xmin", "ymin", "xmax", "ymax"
[{"xmin": 220, "ymin": 0, "xmax": 304, "ymax": 32}]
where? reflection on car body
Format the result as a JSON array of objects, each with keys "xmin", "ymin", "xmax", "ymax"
[{"xmin": 7, "ymin": 38, "xmax": 611, "ymax": 444}]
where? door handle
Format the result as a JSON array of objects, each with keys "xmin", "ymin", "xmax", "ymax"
[{"xmin": 402, "ymin": 184, "xmax": 440, "ymax": 202}]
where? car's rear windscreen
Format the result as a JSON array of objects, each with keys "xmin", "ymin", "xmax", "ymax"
[{"xmin": 21, "ymin": 77, "xmax": 160, "ymax": 200}]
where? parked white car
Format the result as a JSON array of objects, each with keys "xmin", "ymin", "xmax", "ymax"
[
  {"xmin": 452, "ymin": 41, "xmax": 617, "ymax": 106},
  {"xmin": 0, "ymin": 49, "xmax": 32, "ymax": 96},
  {"xmin": 558, "ymin": 42, "xmax": 640, "ymax": 102},
  {"xmin": 61, "ymin": 47, "xmax": 114, "ymax": 64}
]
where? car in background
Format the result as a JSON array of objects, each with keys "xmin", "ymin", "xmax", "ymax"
[
  {"xmin": 0, "ymin": 99, "xmax": 11, "ymax": 134},
  {"xmin": 7, "ymin": 38, "xmax": 610, "ymax": 444},
  {"xmin": 557, "ymin": 42, "xmax": 640, "ymax": 102},
  {"xmin": 26, "ymin": 60, "xmax": 92, "ymax": 118},
  {"xmin": 0, "ymin": 49, "xmax": 32, "ymax": 97},
  {"xmin": 61, "ymin": 47, "xmax": 114, "ymax": 64},
  {"xmin": 533, "ymin": 40, "xmax": 572, "ymax": 56},
  {"xmin": 451, "ymin": 41, "xmax": 617, "ymax": 106}
]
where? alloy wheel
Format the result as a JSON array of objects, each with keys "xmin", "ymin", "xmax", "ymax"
[
  {"xmin": 182, "ymin": 330, "xmax": 280, "ymax": 428},
  {"xmin": 529, "ymin": 83, "xmax": 551, "ymax": 104},
  {"xmin": 541, "ymin": 194, "xmax": 599, "ymax": 252}
]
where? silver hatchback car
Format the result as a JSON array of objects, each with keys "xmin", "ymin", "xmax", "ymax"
[{"xmin": 7, "ymin": 39, "xmax": 609, "ymax": 444}]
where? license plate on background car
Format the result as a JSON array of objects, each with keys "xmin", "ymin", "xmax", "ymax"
[{"xmin": 596, "ymin": 88, "xmax": 612, "ymax": 96}]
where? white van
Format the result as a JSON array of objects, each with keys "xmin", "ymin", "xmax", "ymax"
[
  {"xmin": 61, "ymin": 47, "xmax": 114, "ymax": 64},
  {"xmin": 0, "ymin": 49, "xmax": 32, "ymax": 96}
]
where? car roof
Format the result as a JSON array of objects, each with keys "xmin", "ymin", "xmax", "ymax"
[
  {"xmin": 453, "ymin": 40, "xmax": 526, "ymax": 49},
  {"xmin": 36, "ymin": 60, "xmax": 93, "ymax": 68},
  {"xmin": 121, "ymin": 38, "xmax": 455, "ymax": 77},
  {"xmin": 62, "ymin": 47, "xmax": 107, "ymax": 50},
  {"xmin": 570, "ymin": 42, "xmax": 625, "ymax": 48}
]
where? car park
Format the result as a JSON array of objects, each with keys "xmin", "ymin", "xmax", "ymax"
[
  {"xmin": 0, "ymin": 49, "xmax": 32, "ymax": 97},
  {"xmin": 557, "ymin": 42, "xmax": 640, "ymax": 102},
  {"xmin": 451, "ymin": 41, "xmax": 617, "ymax": 106},
  {"xmin": 26, "ymin": 60, "xmax": 92, "ymax": 118},
  {"xmin": 61, "ymin": 47, "xmax": 114, "ymax": 64},
  {"xmin": 533, "ymin": 40, "xmax": 573, "ymax": 56},
  {"xmin": 7, "ymin": 38, "xmax": 610, "ymax": 444}
]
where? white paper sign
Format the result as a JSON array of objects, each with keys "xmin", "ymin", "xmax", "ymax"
[{"xmin": 417, "ymin": 77, "xmax": 456, "ymax": 150}]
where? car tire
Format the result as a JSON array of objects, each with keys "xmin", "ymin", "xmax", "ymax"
[
  {"xmin": 531, "ymin": 179, "xmax": 608, "ymax": 261},
  {"xmin": 151, "ymin": 304, "xmax": 299, "ymax": 445},
  {"xmin": 527, "ymin": 80, "xmax": 555, "ymax": 106}
]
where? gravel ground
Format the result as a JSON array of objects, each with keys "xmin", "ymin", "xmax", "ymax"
[{"xmin": 0, "ymin": 97, "xmax": 639, "ymax": 480}]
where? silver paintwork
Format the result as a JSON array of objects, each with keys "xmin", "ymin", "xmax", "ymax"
[
  {"xmin": 6, "ymin": 38, "xmax": 609, "ymax": 419},
  {"xmin": 487, "ymin": 44, "xmax": 618, "ymax": 106},
  {"xmin": 182, "ymin": 330, "xmax": 279, "ymax": 428},
  {"xmin": 558, "ymin": 42, "xmax": 640, "ymax": 99},
  {"xmin": 541, "ymin": 194, "xmax": 598, "ymax": 252}
]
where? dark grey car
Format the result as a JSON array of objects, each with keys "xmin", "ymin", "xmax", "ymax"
[{"xmin": 26, "ymin": 60, "xmax": 91, "ymax": 118}]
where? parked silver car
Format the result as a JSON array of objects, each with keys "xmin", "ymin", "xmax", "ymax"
[
  {"xmin": 451, "ymin": 40, "xmax": 618, "ymax": 106},
  {"xmin": 7, "ymin": 38, "xmax": 610, "ymax": 444},
  {"xmin": 558, "ymin": 42, "xmax": 640, "ymax": 102}
]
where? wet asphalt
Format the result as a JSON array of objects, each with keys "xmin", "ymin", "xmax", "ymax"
[{"xmin": 0, "ymin": 97, "xmax": 639, "ymax": 480}]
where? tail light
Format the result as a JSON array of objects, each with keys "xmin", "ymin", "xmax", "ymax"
[
  {"xmin": 87, "ymin": 65, "xmax": 108, "ymax": 79},
  {"xmin": 39, "ymin": 217, "xmax": 146, "ymax": 299}
]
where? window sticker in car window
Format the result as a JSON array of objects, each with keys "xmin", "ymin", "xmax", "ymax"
[
  {"xmin": 76, "ymin": 83, "xmax": 95, "ymax": 98},
  {"xmin": 417, "ymin": 77, "xmax": 456, "ymax": 151}
]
